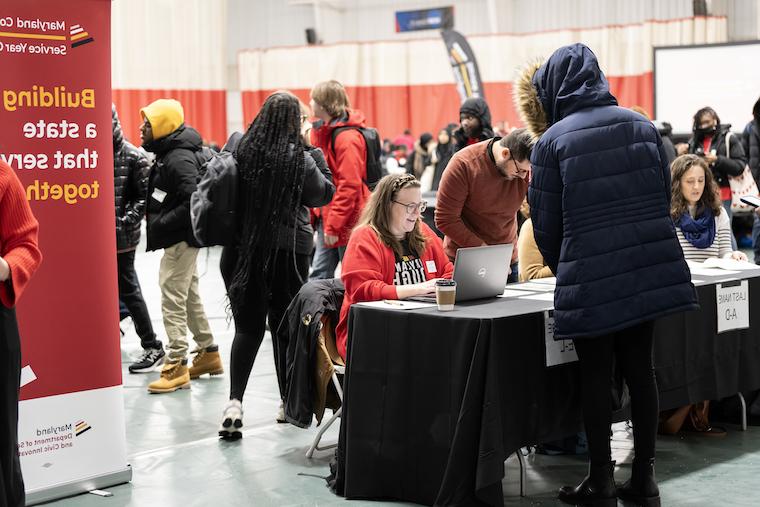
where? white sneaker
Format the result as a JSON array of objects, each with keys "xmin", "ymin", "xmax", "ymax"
[
  {"xmin": 219, "ymin": 399, "xmax": 243, "ymax": 440},
  {"xmin": 276, "ymin": 400, "xmax": 286, "ymax": 423}
]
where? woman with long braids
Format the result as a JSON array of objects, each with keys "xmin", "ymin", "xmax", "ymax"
[{"xmin": 218, "ymin": 91, "xmax": 334, "ymax": 439}]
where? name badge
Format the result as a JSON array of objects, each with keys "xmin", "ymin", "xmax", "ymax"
[
  {"xmin": 151, "ymin": 188, "xmax": 167, "ymax": 203},
  {"xmin": 426, "ymin": 260, "xmax": 437, "ymax": 273}
]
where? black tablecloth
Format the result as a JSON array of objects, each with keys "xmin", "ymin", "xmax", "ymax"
[{"xmin": 339, "ymin": 275, "xmax": 760, "ymax": 506}]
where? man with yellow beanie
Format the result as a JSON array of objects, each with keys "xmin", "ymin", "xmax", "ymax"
[{"xmin": 139, "ymin": 98, "xmax": 223, "ymax": 393}]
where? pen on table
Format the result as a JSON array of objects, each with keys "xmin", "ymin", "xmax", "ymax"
[{"xmin": 383, "ymin": 299, "xmax": 404, "ymax": 306}]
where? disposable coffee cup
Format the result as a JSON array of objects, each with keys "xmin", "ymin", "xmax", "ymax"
[{"xmin": 435, "ymin": 279, "xmax": 456, "ymax": 311}]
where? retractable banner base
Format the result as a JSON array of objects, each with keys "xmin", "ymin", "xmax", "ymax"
[{"xmin": 18, "ymin": 387, "xmax": 130, "ymax": 505}]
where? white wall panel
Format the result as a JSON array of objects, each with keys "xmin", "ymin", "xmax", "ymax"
[{"xmin": 111, "ymin": 0, "xmax": 227, "ymax": 89}]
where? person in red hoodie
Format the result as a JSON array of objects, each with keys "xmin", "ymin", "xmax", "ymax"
[
  {"xmin": 0, "ymin": 160, "xmax": 42, "ymax": 507},
  {"xmin": 335, "ymin": 173, "xmax": 453, "ymax": 360},
  {"xmin": 309, "ymin": 80, "xmax": 372, "ymax": 279}
]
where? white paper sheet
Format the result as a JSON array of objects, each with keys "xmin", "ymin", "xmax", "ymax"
[
  {"xmin": 688, "ymin": 267, "xmax": 740, "ymax": 277},
  {"xmin": 498, "ymin": 289, "xmax": 534, "ymax": 298},
  {"xmin": 519, "ymin": 293, "xmax": 556, "ymax": 302},
  {"xmin": 20, "ymin": 365, "xmax": 37, "ymax": 387},
  {"xmin": 521, "ymin": 282, "xmax": 555, "ymax": 292},
  {"xmin": 528, "ymin": 277, "xmax": 556, "ymax": 285},
  {"xmin": 356, "ymin": 300, "xmax": 437, "ymax": 310}
]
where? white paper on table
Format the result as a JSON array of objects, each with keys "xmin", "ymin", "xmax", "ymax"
[
  {"xmin": 544, "ymin": 310, "xmax": 578, "ymax": 367},
  {"xmin": 528, "ymin": 277, "xmax": 556, "ymax": 285},
  {"xmin": 519, "ymin": 292, "xmax": 556, "ymax": 302},
  {"xmin": 688, "ymin": 267, "xmax": 740, "ymax": 277},
  {"xmin": 702, "ymin": 258, "xmax": 759, "ymax": 271},
  {"xmin": 498, "ymin": 289, "xmax": 534, "ymax": 298},
  {"xmin": 356, "ymin": 300, "xmax": 437, "ymax": 310},
  {"xmin": 521, "ymin": 282, "xmax": 555, "ymax": 292},
  {"xmin": 716, "ymin": 280, "xmax": 750, "ymax": 333},
  {"xmin": 504, "ymin": 284, "xmax": 540, "ymax": 292}
]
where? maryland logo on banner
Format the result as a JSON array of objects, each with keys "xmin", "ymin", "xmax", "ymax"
[{"xmin": 0, "ymin": 0, "xmax": 130, "ymax": 504}]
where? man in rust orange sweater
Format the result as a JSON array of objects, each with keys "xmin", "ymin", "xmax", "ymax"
[
  {"xmin": 435, "ymin": 128, "xmax": 532, "ymax": 282},
  {"xmin": 0, "ymin": 160, "xmax": 42, "ymax": 507}
]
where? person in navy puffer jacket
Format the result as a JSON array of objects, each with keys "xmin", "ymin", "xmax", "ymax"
[{"xmin": 515, "ymin": 43, "xmax": 698, "ymax": 507}]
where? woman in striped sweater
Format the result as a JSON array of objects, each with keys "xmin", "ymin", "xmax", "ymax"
[
  {"xmin": 660, "ymin": 154, "xmax": 744, "ymax": 437},
  {"xmin": 671, "ymin": 154, "xmax": 747, "ymax": 263}
]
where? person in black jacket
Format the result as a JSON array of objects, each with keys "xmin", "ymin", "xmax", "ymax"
[
  {"xmin": 218, "ymin": 91, "xmax": 334, "ymax": 439},
  {"xmin": 111, "ymin": 105, "xmax": 165, "ymax": 373},
  {"xmin": 431, "ymin": 124, "xmax": 457, "ymax": 190},
  {"xmin": 515, "ymin": 43, "xmax": 698, "ymax": 507},
  {"xmin": 677, "ymin": 107, "xmax": 747, "ymax": 249},
  {"xmin": 452, "ymin": 97, "xmax": 494, "ymax": 152},
  {"xmin": 743, "ymin": 97, "xmax": 760, "ymax": 263},
  {"xmin": 140, "ymin": 98, "xmax": 221, "ymax": 394}
]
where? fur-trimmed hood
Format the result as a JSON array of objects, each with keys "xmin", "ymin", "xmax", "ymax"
[{"xmin": 514, "ymin": 43, "xmax": 617, "ymax": 142}]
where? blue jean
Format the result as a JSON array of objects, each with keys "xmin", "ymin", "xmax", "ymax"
[{"xmin": 309, "ymin": 222, "xmax": 340, "ymax": 280}]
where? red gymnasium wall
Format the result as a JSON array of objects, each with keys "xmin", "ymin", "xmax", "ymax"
[{"xmin": 113, "ymin": 89, "xmax": 227, "ymax": 147}]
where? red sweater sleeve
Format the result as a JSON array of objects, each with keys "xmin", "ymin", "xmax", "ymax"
[
  {"xmin": 0, "ymin": 162, "xmax": 42, "ymax": 308},
  {"xmin": 324, "ymin": 130, "xmax": 367, "ymax": 237},
  {"xmin": 434, "ymin": 155, "xmax": 483, "ymax": 247},
  {"xmin": 341, "ymin": 226, "xmax": 398, "ymax": 302}
]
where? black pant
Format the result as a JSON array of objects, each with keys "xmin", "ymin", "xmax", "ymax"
[
  {"xmin": 221, "ymin": 247, "xmax": 310, "ymax": 402},
  {"xmin": 573, "ymin": 320, "xmax": 658, "ymax": 466},
  {"xmin": 117, "ymin": 250, "xmax": 161, "ymax": 350},
  {"xmin": 1, "ymin": 307, "xmax": 24, "ymax": 507}
]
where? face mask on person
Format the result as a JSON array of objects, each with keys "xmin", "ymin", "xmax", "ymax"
[{"xmin": 696, "ymin": 126, "xmax": 716, "ymax": 136}]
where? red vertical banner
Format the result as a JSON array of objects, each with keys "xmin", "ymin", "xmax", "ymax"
[{"xmin": 0, "ymin": 1, "xmax": 130, "ymax": 502}]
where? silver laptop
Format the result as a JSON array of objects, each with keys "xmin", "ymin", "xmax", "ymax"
[{"xmin": 409, "ymin": 244, "xmax": 513, "ymax": 303}]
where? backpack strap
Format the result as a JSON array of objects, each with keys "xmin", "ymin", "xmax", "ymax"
[
  {"xmin": 726, "ymin": 131, "xmax": 732, "ymax": 160},
  {"xmin": 329, "ymin": 126, "xmax": 369, "ymax": 187}
]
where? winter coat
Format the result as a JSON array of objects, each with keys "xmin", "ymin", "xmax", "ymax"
[
  {"xmin": 113, "ymin": 107, "xmax": 149, "ymax": 252},
  {"xmin": 279, "ymin": 278, "xmax": 345, "ymax": 428},
  {"xmin": 144, "ymin": 125, "xmax": 205, "ymax": 251},
  {"xmin": 311, "ymin": 110, "xmax": 372, "ymax": 247},
  {"xmin": 514, "ymin": 43, "xmax": 698, "ymax": 339},
  {"xmin": 453, "ymin": 97, "xmax": 495, "ymax": 152},
  {"xmin": 742, "ymin": 119, "xmax": 760, "ymax": 182},
  {"xmin": 687, "ymin": 124, "xmax": 746, "ymax": 189},
  {"xmin": 274, "ymin": 147, "xmax": 335, "ymax": 255}
]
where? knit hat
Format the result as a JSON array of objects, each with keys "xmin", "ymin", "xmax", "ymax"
[{"xmin": 140, "ymin": 99, "xmax": 184, "ymax": 140}]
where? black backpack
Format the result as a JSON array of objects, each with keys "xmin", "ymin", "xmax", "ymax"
[
  {"xmin": 330, "ymin": 126, "xmax": 387, "ymax": 190},
  {"xmin": 190, "ymin": 133, "xmax": 242, "ymax": 247}
]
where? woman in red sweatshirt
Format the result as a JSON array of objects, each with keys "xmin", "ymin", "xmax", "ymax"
[
  {"xmin": 335, "ymin": 173, "xmax": 453, "ymax": 360},
  {"xmin": 0, "ymin": 160, "xmax": 42, "ymax": 507}
]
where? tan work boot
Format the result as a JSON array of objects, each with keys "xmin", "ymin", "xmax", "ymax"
[
  {"xmin": 147, "ymin": 360, "xmax": 191, "ymax": 393},
  {"xmin": 189, "ymin": 345, "xmax": 224, "ymax": 379}
]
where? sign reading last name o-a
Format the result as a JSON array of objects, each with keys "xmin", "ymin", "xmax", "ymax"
[{"xmin": 716, "ymin": 280, "xmax": 750, "ymax": 334}]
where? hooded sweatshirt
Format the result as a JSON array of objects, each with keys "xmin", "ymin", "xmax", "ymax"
[
  {"xmin": 513, "ymin": 43, "xmax": 697, "ymax": 339},
  {"xmin": 141, "ymin": 99, "xmax": 204, "ymax": 251},
  {"xmin": 453, "ymin": 97, "xmax": 494, "ymax": 152},
  {"xmin": 310, "ymin": 109, "xmax": 372, "ymax": 248}
]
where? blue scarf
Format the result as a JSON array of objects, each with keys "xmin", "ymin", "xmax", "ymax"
[{"xmin": 678, "ymin": 208, "xmax": 716, "ymax": 249}]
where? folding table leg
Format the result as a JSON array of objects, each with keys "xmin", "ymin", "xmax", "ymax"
[{"xmin": 738, "ymin": 392, "xmax": 747, "ymax": 431}]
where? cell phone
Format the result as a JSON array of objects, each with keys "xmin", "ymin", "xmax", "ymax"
[{"xmin": 740, "ymin": 195, "xmax": 760, "ymax": 208}]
